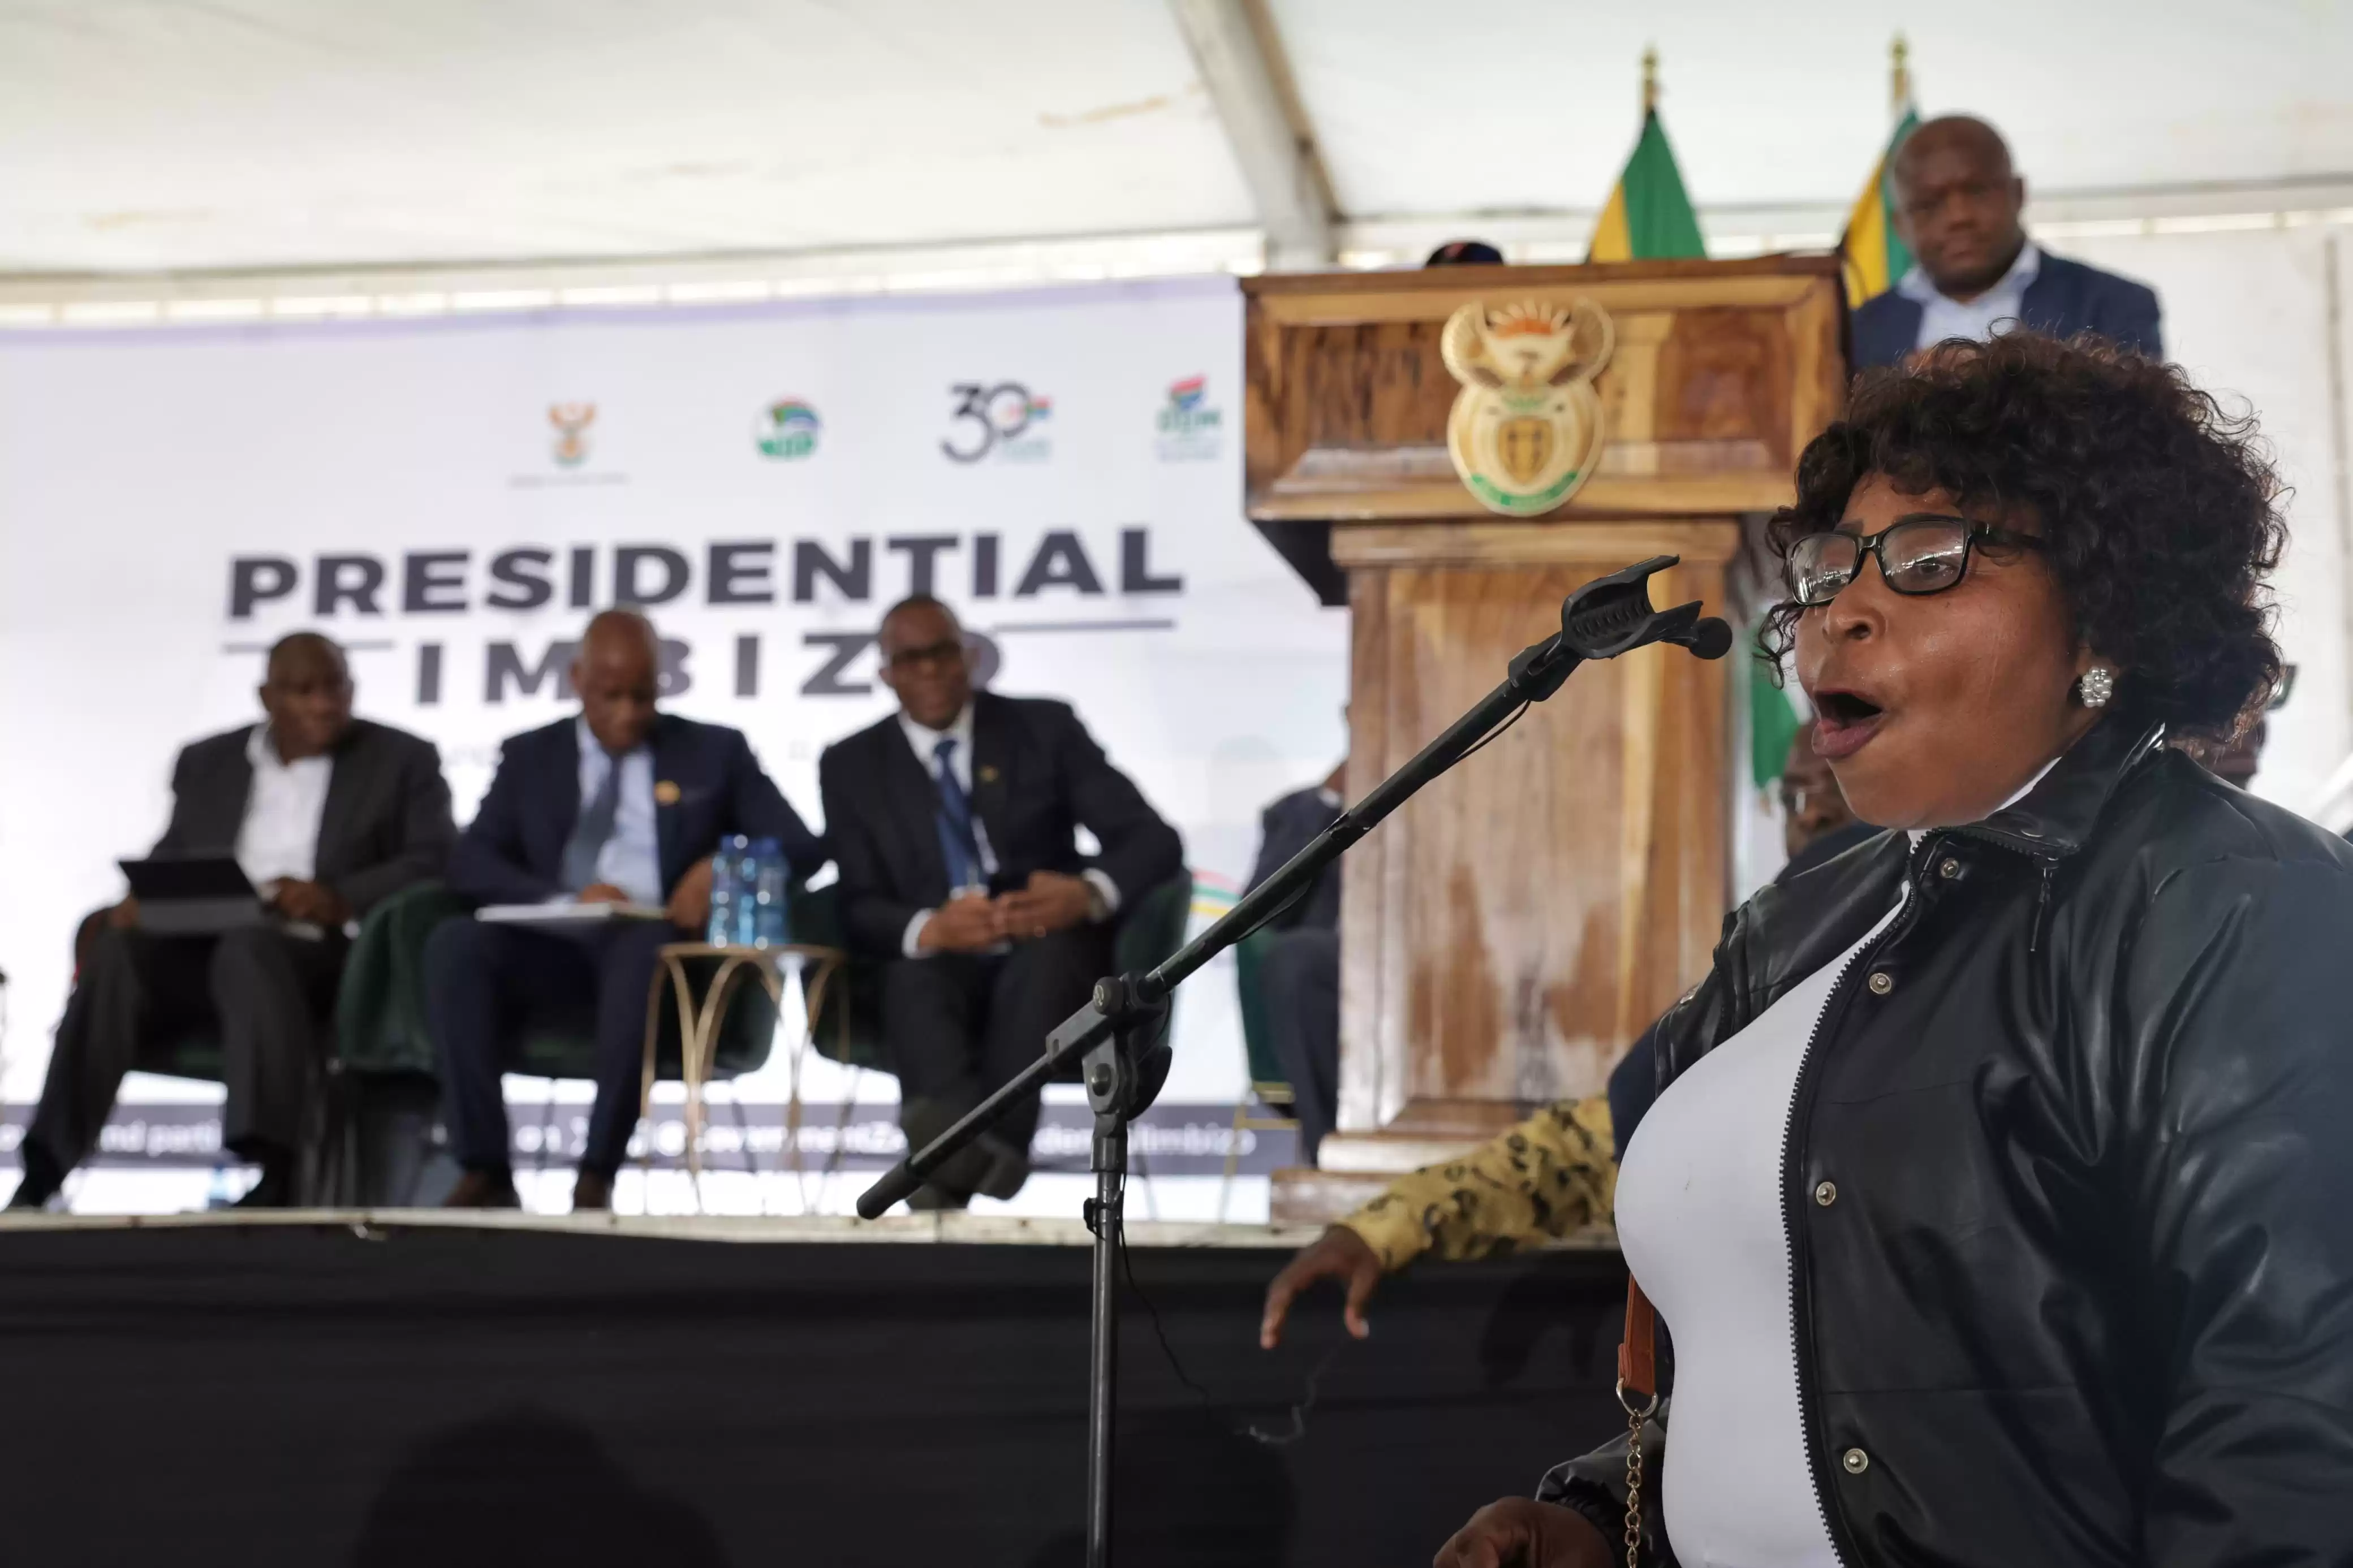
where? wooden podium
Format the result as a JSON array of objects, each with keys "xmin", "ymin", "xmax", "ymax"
[{"xmin": 1242, "ymin": 256, "xmax": 1845, "ymax": 1215}]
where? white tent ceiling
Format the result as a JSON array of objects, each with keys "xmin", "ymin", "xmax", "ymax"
[{"xmin": 2, "ymin": 0, "xmax": 2350, "ymax": 278}]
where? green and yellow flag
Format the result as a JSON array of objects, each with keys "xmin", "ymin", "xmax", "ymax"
[
  {"xmin": 1840, "ymin": 39, "xmax": 1921, "ymax": 306},
  {"xmin": 1587, "ymin": 96, "xmax": 1704, "ymax": 262},
  {"xmin": 1585, "ymin": 55, "xmax": 1796, "ymax": 789}
]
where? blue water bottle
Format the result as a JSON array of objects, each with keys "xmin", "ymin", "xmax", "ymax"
[
  {"xmin": 706, "ymin": 835, "xmax": 748, "ymax": 946},
  {"xmin": 751, "ymin": 837, "xmax": 791, "ymax": 948}
]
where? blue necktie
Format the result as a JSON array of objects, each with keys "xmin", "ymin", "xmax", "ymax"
[
  {"xmin": 561, "ymin": 753, "xmax": 622, "ymax": 893},
  {"xmin": 933, "ymin": 737, "xmax": 984, "ymax": 892}
]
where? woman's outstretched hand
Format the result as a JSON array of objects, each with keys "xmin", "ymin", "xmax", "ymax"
[
  {"xmin": 1259, "ymin": 1225, "xmax": 1384, "ymax": 1349},
  {"xmin": 1432, "ymin": 1498, "xmax": 1613, "ymax": 1568}
]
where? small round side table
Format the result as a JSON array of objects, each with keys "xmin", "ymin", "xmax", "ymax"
[{"xmin": 637, "ymin": 942, "xmax": 847, "ymax": 1209}]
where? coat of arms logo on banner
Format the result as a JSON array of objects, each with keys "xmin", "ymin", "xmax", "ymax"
[
  {"xmin": 1440, "ymin": 299, "xmax": 1613, "ymax": 516},
  {"xmin": 549, "ymin": 402, "xmax": 597, "ymax": 468}
]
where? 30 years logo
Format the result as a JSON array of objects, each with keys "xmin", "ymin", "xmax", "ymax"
[{"xmin": 942, "ymin": 382, "xmax": 1053, "ymax": 464}]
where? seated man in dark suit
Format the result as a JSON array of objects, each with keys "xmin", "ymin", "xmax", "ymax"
[
  {"xmin": 426, "ymin": 610, "xmax": 823, "ymax": 1212},
  {"xmin": 818, "ymin": 595, "xmax": 1183, "ymax": 1208},
  {"xmin": 1852, "ymin": 115, "xmax": 2162, "ymax": 370},
  {"xmin": 1245, "ymin": 762, "xmax": 1344, "ymax": 1163},
  {"xmin": 12, "ymin": 633, "xmax": 455, "ymax": 1210}
]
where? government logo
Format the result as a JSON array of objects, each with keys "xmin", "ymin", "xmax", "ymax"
[
  {"xmin": 1154, "ymin": 374, "xmax": 1223, "ymax": 461},
  {"xmin": 756, "ymin": 398, "xmax": 821, "ymax": 460},
  {"xmin": 943, "ymin": 382, "xmax": 1053, "ymax": 464},
  {"xmin": 549, "ymin": 401, "xmax": 597, "ymax": 469},
  {"xmin": 1440, "ymin": 299, "xmax": 1613, "ymax": 516}
]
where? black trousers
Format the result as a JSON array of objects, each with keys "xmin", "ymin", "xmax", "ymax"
[
  {"xmin": 28, "ymin": 924, "xmax": 346, "ymax": 1182},
  {"xmin": 1259, "ymin": 925, "xmax": 1339, "ymax": 1163},
  {"xmin": 423, "ymin": 918, "xmax": 678, "ymax": 1180},
  {"xmin": 880, "ymin": 925, "xmax": 1112, "ymax": 1181}
]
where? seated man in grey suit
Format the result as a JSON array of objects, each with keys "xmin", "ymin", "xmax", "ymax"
[
  {"xmin": 12, "ymin": 633, "xmax": 455, "ymax": 1210},
  {"xmin": 1851, "ymin": 115, "xmax": 2162, "ymax": 370}
]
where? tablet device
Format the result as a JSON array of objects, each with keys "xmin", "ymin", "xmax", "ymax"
[{"xmin": 118, "ymin": 856, "xmax": 265, "ymax": 936}]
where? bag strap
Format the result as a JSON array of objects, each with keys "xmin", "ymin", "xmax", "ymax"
[
  {"xmin": 1614, "ymin": 1275, "xmax": 1660, "ymax": 1568},
  {"xmin": 1617, "ymin": 1275, "xmax": 1657, "ymax": 1399}
]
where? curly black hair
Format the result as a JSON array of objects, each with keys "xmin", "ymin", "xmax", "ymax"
[{"xmin": 1759, "ymin": 332, "xmax": 2286, "ymax": 741}]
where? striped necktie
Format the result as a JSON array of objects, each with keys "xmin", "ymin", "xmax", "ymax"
[{"xmin": 933, "ymin": 736, "xmax": 984, "ymax": 892}]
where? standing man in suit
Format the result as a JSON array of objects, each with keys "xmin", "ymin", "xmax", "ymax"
[
  {"xmin": 426, "ymin": 610, "xmax": 823, "ymax": 1212},
  {"xmin": 819, "ymin": 595, "xmax": 1183, "ymax": 1209},
  {"xmin": 11, "ymin": 633, "xmax": 455, "ymax": 1210},
  {"xmin": 1246, "ymin": 761, "xmax": 1344, "ymax": 1163},
  {"xmin": 1851, "ymin": 115, "xmax": 2162, "ymax": 370}
]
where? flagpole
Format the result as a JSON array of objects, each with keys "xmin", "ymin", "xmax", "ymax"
[
  {"xmin": 1641, "ymin": 45, "xmax": 1658, "ymax": 115},
  {"xmin": 1889, "ymin": 33, "xmax": 1912, "ymax": 120}
]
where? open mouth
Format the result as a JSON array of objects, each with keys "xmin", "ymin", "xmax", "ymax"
[{"xmin": 1811, "ymin": 689, "xmax": 1887, "ymax": 761}]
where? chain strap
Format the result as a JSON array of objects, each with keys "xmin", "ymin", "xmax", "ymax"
[{"xmin": 1615, "ymin": 1382, "xmax": 1657, "ymax": 1568}]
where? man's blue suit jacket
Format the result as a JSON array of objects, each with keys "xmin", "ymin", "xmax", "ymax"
[
  {"xmin": 449, "ymin": 712, "xmax": 826, "ymax": 906},
  {"xmin": 1850, "ymin": 249, "xmax": 2163, "ymax": 371}
]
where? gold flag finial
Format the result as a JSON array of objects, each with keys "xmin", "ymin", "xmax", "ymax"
[
  {"xmin": 1889, "ymin": 33, "xmax": 1911, "ymax": 116},
  {"xmin": 1641, "ymin": 46, "xmax": 1660, "ymax": 115}
]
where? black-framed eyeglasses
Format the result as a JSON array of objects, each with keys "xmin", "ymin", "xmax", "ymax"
[
  {"xmin": 1786, "ymin": 513, "xmax": 2046, "ymax": 607},
  {"xmin": 884, "ymin": 638, "xmax": 967, "ymax": 673}
]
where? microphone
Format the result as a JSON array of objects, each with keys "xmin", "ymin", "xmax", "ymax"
[{"xmin": 1669, "ymin": 617, "xmax": 1734, "ymax": 660}]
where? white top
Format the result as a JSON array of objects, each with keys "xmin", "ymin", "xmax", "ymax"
[
  {"xmin": 574, "ymin": 715, "xmax": 662, "ymax": 907},
  {"xmin": 1617, "ymin": 763, "xmax": 2058, "ymax": 1567},
  {"xmin": 895, "ymin": 702, "xmax": 1119, "ymax": 957},
  {"xmin": 234, "ymin": 724, "xmax": 333, "ymax": 891},
  {"xmin": 1615, "ymin": 895, "xmax": 1903, "ymax": 1568},
  {"xmin": 1897, "ymin": 240, "xmax": 2042, "ymax": 352}
]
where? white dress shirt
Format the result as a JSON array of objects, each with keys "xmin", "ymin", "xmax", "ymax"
[
  {"xmin": 575, "ymin": 715, "xmax": 663, "ymax": 908},
  {"xmin": 897, "ymin": 704, "xmax": 1120, "ymax": 957},
  {"xmin": 235, "ymin": 724, "xmax": 334, "ymax": 891},
  {"xmin": 1898, "ymin": 240, "xmax": 2042, "ymax": 352}
]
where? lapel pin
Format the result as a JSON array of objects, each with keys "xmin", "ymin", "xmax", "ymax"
[
  {"xmin": 654, "ymin": 780, "xmax": 682, "ymax": 806},
  {"xmin": 979, "ymin": 764, "xmax": 1000, "ymax": 785}
]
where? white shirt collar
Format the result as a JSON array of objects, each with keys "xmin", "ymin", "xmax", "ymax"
[
  {"xmin": 575, "ymin": 713, "xmax": 650, "ymax": 762},
  {"xmin": 247, "ymin": 722, "xmax": 329, "ymax": 772},
  {"xmin": 1895, "ymin": 238, "xmax": 2042, "ymax": 306},
  {"xmin": 898, "ymin": 702, "xmax": 974, "ymax": 761}
]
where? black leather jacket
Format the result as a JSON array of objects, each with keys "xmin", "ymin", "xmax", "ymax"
[{"xmin": 1544, "ymin": 718, "xmax": 2353, "ymax": 1565}]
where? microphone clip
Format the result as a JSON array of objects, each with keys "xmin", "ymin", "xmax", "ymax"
[{"xmin": 1559, "ymin": 555, "xmax": 1732, "ymax": 661}]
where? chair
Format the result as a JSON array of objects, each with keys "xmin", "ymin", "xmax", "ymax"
[
  {"xmin": 326, "ymin": 881, "xmax": 788, "ymax": 1204},
  {"xmin": 59, "ymin": 900, "xmax": 407, "ymax": 1206},
  {"xmin": 798, "ymin": 870, "xmax": 1196, "ymax": 1074},
  {"xmin": 1221, "ymin": 923, "xmax": 1302, "ymax": 1216}
]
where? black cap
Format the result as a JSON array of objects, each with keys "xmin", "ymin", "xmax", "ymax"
[{"xmin": 1424, "ymin": 239, "xmax": 1505, "ymax": 267}]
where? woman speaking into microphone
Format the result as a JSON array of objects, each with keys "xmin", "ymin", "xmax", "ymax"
[{"xmin": 1437, "ymin": 332, "xmax": 2353, "ymax": 1567}]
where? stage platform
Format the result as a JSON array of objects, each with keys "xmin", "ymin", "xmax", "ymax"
[{"xmin": 0, "ymin": 1210, "xmax": 1627, "ymax": 1567}]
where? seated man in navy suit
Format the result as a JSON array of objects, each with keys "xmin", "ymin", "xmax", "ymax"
[
  {"xmin": 427, "ymin": 610, "xmax": 824, "ymax": 1211},
  {"xmin": 1852, "ymin": 115, "xmax": 2162, "ymax": 370},
  {"xmin": 819, "ymin": 595, "xmax": 1183, "ymax": 1208}
]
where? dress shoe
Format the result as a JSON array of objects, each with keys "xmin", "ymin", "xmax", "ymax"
[
  {"xmin": 8, "ymin": 1148, "xmax": 64, "ymax": 1212},
  {"xmin": 6, "ymin": 1180, "xmax": 60, "ymax": 1213},
  {"xmin": 570, "ymin": 1169, "xmax": 613, "ymax": 1212},
  {"xmin": 231, "ymin": 1165, "xmax": 294, "ymax": 1209},
  {"xmin": 442, "ymin": 1170, "xmax": 522, "ymax": 1209},
  {"xmin": 969, "ymin": 1131, "xmax": 1032, "ymax": 1202}
]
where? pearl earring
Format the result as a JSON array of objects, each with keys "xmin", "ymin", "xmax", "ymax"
[{"xmin": 2077, "ymin": 667, "xmax": 2115, "ymax": 709}]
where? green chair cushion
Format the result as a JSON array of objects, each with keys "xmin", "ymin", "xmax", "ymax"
[{"xmin": 334, "ymin": 881, "xmax": 781, "ymax": 1086}]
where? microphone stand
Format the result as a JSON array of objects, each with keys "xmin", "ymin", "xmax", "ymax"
[{"xmin": 857, "ymin": 555, "xmax": 1731, "ymax": 1567}]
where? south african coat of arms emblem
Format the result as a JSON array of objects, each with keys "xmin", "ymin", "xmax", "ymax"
[{"xmin": 1440, "ymin": 298, "xmax": 1614, "ymax": 516}]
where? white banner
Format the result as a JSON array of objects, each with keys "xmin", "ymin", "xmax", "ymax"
[{"xmin": 0, "ymin": 278, "xmax": 1348, "ymax": 1207}]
